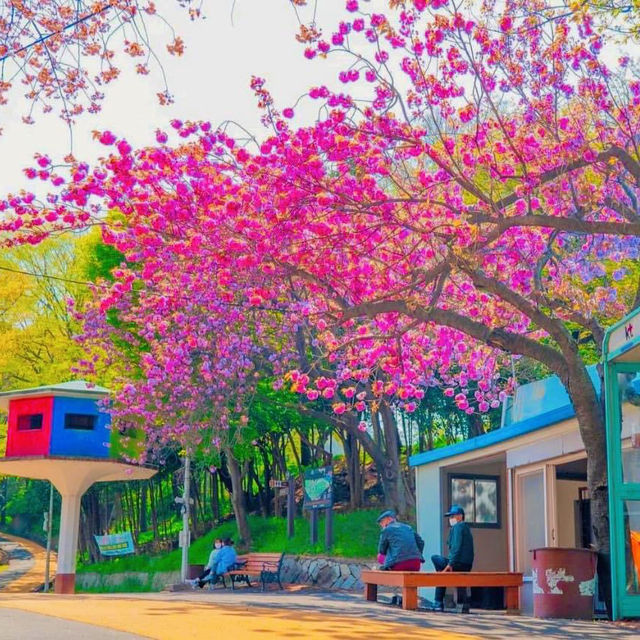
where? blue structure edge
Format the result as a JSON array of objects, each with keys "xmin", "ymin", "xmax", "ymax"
[{"xmin": 409, "ymin": 403, "xmax": 576, "ymax": 468}]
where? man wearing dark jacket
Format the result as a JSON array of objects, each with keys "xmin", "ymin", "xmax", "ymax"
[
  {"xmin": 430, "ymin": 504, "xmax": 474, "ymax": 612},
  {"xmin": 377, "ymin": 510, "xmax": 425, "ymax": 571}
]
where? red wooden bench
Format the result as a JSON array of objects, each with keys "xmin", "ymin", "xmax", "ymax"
[
  {"xmin": 223, "ymin": 553, "xmax": 284, "ymax": 591},
  {"xmin": 361, "ymin": 570, "xmax": 523, "ymax": 613}
]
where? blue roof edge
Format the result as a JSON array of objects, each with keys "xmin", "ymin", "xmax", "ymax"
[{"xmin": 409, "ymin": 402, "xmax": 576, "ymax": 468}]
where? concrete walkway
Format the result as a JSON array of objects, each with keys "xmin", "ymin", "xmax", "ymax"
[
  {"xmin": 0, "ymin": 532, "xmax": 56, "ymax": 592},
  {"xmin": 0, "ymin": 588, "xmax": 637, "ymax": 639},
  {"xmin": 0, "ymin": 607, "xmax": 145, "ymax": 640}
]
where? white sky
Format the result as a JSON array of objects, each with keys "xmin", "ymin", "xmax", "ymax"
[{"xmin": 0, "ymin": 0, "xmax": 347, "ymax": 194}]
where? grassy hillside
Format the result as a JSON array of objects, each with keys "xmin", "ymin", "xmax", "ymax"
[{"xmin": 78, "ymin": 509, "xmax": 380, "ymax": 575}]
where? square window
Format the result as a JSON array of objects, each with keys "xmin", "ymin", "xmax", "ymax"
[
  {"xmin": 449, "ymin": 474, "xmax": 500, "ymax": 528},
  {"xmin": 17, "ymin": 413, "xmax": 43, "ymax": 431},
  {"xmin": 64, "ymin": 413, "xmax": 96, "ymax": 430}
]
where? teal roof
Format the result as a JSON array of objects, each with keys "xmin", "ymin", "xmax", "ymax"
[{"xmin": 409, "ymin": 366, "xmax": 600, "ymax": 468}]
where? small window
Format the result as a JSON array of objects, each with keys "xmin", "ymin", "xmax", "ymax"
[
  {"xmin": 17, "ymin": 413, "xmax": 43, "ymax": 431},
  {"xmin": 450, "ymin": 474, "xmax": 500, "ymax": 528},
  {"xmin": 64, "ymin": 413, "xmax": 96, "ymax": 430}
]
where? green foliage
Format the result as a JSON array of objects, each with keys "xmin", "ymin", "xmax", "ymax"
[{"xmin": 77, "ymin": 509, "xmax": 382, "ymax": 576}]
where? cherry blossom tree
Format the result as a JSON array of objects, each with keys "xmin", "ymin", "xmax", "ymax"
[
  {"xmin": 4, "ymin": 0, "xmax": 640, "ymax": 613},
  {"xmin": 0, "ymin": 0, "xmax": 193, "ymax": 125}
]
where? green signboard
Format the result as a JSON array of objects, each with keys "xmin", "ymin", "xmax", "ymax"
[
  {"xmin": 94, "ymin": 531, "xmax": 135, "ymax": 556},
  {"xmin": 303, "ymin": 466, "xmax": 333, "ymax": 510}
]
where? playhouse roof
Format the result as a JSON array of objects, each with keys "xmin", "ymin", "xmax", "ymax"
[
  {"xmin": 0, "ymin": 381, "xmax": 109, "ymax": 410},
  {"xmin": 409, "ymin": 365, "xmax": 600, "ymax": 468}
]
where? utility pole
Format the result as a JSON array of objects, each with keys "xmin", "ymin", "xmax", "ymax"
[
  {"xmin": 44, "ymin": 482, "xmax": 54, "ymax": 592},
  {"xmin": 178, "ymin": 454, "xmax": 192, "ymax": 582}
]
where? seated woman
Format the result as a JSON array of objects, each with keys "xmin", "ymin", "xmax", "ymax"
[
  {"xmin": 209, "ymin": 537, "xmax": 238, "ymax": 581},
  {"xmin": 192, "ymin": 538, "xmax": 223, "ymax": 588}
]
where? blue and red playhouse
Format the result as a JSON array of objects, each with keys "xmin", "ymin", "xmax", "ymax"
[
  {"xmin": 4, "ymin": 382, "xmax": 111, "ymax": 458},
  {"xmin": 0, "ymin": 381, "xmax": 154, "ymax": 593}
]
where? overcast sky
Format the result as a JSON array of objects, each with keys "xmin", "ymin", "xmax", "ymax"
[{"xmin": 0, "ymin": 0, "xmax": 346, "ymax": 194}]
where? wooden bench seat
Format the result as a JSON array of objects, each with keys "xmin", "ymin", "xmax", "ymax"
[
  {"xmin": 361, "ymin": 570, "xmax": 523, "ymax": 613},
  {"xmin": 224, "ymin": 553, "xmax": 285, "ymax": 591}
]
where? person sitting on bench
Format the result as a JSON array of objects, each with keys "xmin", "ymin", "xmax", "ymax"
[
  {"xmin": 430, "ymin": 504, "xmax": 474, "ymax": 612},
  {"xmin": 193, "ymin": 537, "xmax": 237, "ymax": 588},
  {"xmin": 377, "ymin": 510, "xmax": 424, "ymax": 571},
  {"xmin": 192, "ymin": 538, "xmax": 223, "ymax": 588}
]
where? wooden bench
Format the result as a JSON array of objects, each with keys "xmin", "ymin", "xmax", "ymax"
[
  {"xmin": 361, "ymin": 570, "xmax": 523, "ymax": 613},
  {"xmin": 224, "ymin": 553, "xmax": 285, "ymax": 591}
]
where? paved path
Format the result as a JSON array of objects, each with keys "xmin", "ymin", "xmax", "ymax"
[
  {"xmin": 0, "ymin": 589, "xmax": 637, "ymax": 640},
  {"xmin": 0, "ymin": 607, "xmax": 145, "ymax": 640},
  {"xmin": 0, "ymin": 532, "xmax": 56, "ymax": 592}
]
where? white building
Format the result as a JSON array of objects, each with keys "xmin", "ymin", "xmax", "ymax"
[{"xmin": 410, "ymin": 367, "xmax": 639, "ymax": 613}]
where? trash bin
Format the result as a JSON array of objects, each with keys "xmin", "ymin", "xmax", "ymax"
[
  {"xmin": 188, "ymin": 564, "xmax": 204, "ymax": 580},
  {"xmin": 531, "ymin": 547, "xmax": 597, "ymax": 619}
]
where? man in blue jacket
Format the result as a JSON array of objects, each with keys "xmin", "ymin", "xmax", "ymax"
[
  {"xmin": 430, "ymin": 505, "xmax": 474, "ymax": 612},
  {"xmin": 377, "ymin": 510, "xmax": 424, "ymax": 571}
]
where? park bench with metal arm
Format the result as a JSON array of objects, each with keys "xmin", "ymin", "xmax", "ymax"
[{"xmin": 224, "ymin": 552, "xmax": 285, "ymax": 591}]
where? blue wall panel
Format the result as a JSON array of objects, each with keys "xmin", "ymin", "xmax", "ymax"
[{"xmin": 50, "ymin": 397, "xmax": 111, "ymax": 458}]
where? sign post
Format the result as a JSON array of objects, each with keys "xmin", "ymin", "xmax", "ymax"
[
  {"xmin": 179, "ymin": 454, "xmax": 191, "ymax": 582},
  {"xmin": 303, "ymin": 467, "xmax": 333, "ymax": 550},
  {"xmin": 287, "ymin": 474, "xmax": 295, "ymax": 539}
]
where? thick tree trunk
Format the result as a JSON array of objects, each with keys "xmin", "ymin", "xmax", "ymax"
[
  {"xmin": 342, "ymin": 432, "xmax": 364, "ymax": 510},
  {"xmin": 378, "ymin": 403, "xmax": 412, "ymax": 517},
  {"xmin": 225, "ymin": 449, "xmax": 251, "ymax": 547},
  {"xmin": 565, "ymin": 363, "xmax": 611, "ymax": 616}
]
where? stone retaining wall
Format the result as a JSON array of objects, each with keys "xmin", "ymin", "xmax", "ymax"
[
  {"xmin": 281, "ymin": 555, "xmax": 376, "ymax": 591},
  {"xmin": 76, "ymin": 570, "xmax": 179, "ymax": 591},
  {"xmin": 77, "ymin": 556, "xmax": 376, "ymax": 592}
]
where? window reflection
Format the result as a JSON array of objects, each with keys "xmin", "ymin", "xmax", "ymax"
[
  {"xmin": 620, "ymin": 372, "xmax": 640, "ymax": 484},
  {"xmin": 624, "ymin": 500, "xmax": 640, "ymax": 594}
]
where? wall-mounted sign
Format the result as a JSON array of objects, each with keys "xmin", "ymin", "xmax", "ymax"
[{"xmin": 303, "ymin": 466, "xmax": 333, "ymax": 510}]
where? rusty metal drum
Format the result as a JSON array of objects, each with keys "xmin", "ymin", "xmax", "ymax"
[{"xmin": 531, "ymin": 547, "xmax": 597, "ymax": 619}]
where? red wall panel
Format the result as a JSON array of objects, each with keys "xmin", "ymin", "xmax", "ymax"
[{"xmin": 6, "ymin": 396, "xmax": 53, "ymax": 457}]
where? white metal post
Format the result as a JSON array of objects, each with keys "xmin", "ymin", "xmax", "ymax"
[{"xmin": 180, "ymin": 454, "xmax": 191, "ymax": 582}]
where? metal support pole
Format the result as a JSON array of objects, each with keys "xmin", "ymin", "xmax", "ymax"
[
  {"xmin": 310, "ymin": 508, "xmax": 318, "ymax": 545},
  {"xmin": 287, "ymin": 474, "xmax": 295, "ymax": 539},
  {"xmin": 180, "ymin": 454, "xmax": 191, "ymax": 582},
  {"xmin": 44, "ymin": 482, "xmax": 54, "ymax": 592},
  {"xmin": 325, "ymin": 506, "xmax": 333, "ymax": 551}
]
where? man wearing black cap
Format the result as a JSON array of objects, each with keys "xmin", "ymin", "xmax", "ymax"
[
  {"xmin": 430, "ymin": 504, "xmax": 474, "ymax": 612},
  {"xmin": 376, "ymin": 509, "xmax": 424, "ymax": 572}
]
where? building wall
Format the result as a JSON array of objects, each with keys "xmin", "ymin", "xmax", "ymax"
[
  {"xmin": 49, "ymin": 396, "xmax": 111, "ymax": 458},
  {"xmin": 440, "ymin": 459, "xmax": 509, "ymax": 572},
  {"xmin": 6, "ymin": 396, "xmax": 54, "ymax": 457},
  {"xmin": 415, "ymin": 463, "xmax": 442, "ymax": 600},
  {"xmin": 556, "ymin": 479, "xmax": 586, "ymax": 548}
]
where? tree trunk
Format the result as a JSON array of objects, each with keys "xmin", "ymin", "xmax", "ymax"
[
  {"xmin": 149, "ymin": 479, "xmax": 159, "ymax": 541},
  {"xmin": 225, "ymin": 449, "xmax": 251, "ymax": 547},
  {"xmin": 210, "ymin": 472, "xmax": 220, "ymax": 522},
  {"xmin": 140, "ymin": 483, "xmax": 147, "ymax": 533},
  {"xmin": 378, "ymin": 402, "xmax": 412, "ymax": 517},
  {"xmin": 565, "ymin": 362, "xmax": 611, "ymax": 616}
]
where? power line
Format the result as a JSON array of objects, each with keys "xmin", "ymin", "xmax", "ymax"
[
  {"xmin": 0, "ymin": 3, "xmax": 115, "ymax": 64},
  {"xmin": 0, "ymin": 264, "xmax": 105, "ymax": 288}
]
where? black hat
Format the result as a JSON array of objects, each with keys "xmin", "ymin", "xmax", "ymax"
[
  {"xmin": 444, "ymin": 504, "xmax": 465, "ymax": 517},
  {"xmin": 376, "ymin": 509, "xmax": 397, "ymax": 523}
]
